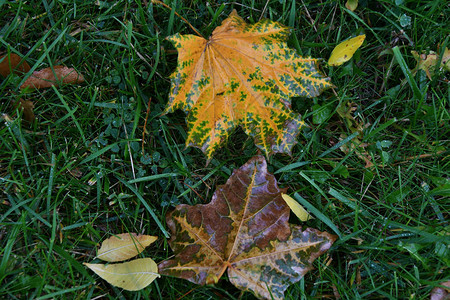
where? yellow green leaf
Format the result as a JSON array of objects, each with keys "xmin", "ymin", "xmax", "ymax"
[
  {"xmin": 411, "ymin": 47, "xmax": 450, "ymax": 80},
  {"xmin": 282, "ymin": 193, "xmax": 313, "ymax": 222},
  {"xmin": 345, "ymin": 0, "xmax": 358, "ymax": 11},
  {"xmin": 164, "ymin": 10, "xmax": 332, "ymax": 159},
  {"xmin": 328, "ymin": 35, "xmax": 366, "ymax": 66},
  {"xmin": 84, "ymin": 258, "xmax": 160, "ymax": 291},
  {"xmin": 96, "ymin": 233, "xmax": 157, "ymax": 262},
  {"xmin": 159, "ymin": 156, "xmax": 336, "ymax": 299}
]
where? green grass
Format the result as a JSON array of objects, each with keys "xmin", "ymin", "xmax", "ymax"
[{"xmin": 1, "ymin": 0, "xmax": 449, "ymax": 299}]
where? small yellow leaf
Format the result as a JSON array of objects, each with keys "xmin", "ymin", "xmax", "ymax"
[
  {"xmin": 84, "ymin": 258, "xmax": 160, "ymax": 291},
  {"xmin": 328, "ymin": 35, "xmax": 366, "ymax": 66},
  {"xmin": 345, "ymin": 0, "xmax": 358, "ymax": 11},
  {"xmin": 282, "ymin": 193, "xmax": 313, "ymax": 222},
  {"xmin": 96, "ymin": 233, "xmax": 157, "ymax": 262}
]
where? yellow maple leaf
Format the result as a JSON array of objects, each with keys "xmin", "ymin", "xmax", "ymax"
[{"xmin": 164, "ymin": 10, "xmax": 332, "ymax": 159}]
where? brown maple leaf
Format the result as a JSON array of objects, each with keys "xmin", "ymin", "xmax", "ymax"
[
  {"xmin": 164, "ymin": 10, "xmax": 332, "ymax": 159},
  {"xmin": 158, "ymin": 156, "xmax": 336, "ymax": 299}
]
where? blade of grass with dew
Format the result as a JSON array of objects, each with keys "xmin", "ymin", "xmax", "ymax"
[
  {"xmin": 293, "ymin": 193, "xmax": 341, "ymax": 238},
  {"xmin": 117, "ymin": 177, "xmax": 169, "ymax": 238}
]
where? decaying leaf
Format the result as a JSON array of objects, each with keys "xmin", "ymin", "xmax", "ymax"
[
  {"xmin": 336, "ymin": 101, "xmax": 373, "ymax": 168},
  {"xmin": 0, "ymin": 53, "xmax": 30, "ymax": 77},
  {"xmin": 96, "ymin": 233, "xmax": 158, "ymax": 262},
  {"xmin": 13, "ymin": 99, "xmax": 35, "ymax": 123},
  {"xmin": 159, "ymin": 156, "xmax": 336, "ymax": 299},
  {"xmin": 282, "ymin": 193, "xmax": 313, "ymax": 222},
  {"xmin": 328, "ymin": 35, "xmax": 366, "ymax": 66},
  {"xmin": 339, "ymin": 134, "xmax": 373, "ymax": 168},
  {"xmin": 345, "ymin": 0, "xmax": 358, "ymax": 11},
  {"xmin": 411, "ymin": 47, "xmax": 450, "ymax": 80},
  {"xmin": 20, "ymin": 65, "xmax": 84, "ymax": 90},
  {"xmin": 84, "ymin": 258, "xmax": 160, "ymax": 291},
  {"xmin": 430, "ymin": 281, "xmax": 450, "ymax": 300},
  {"xmin": 165, "ymin": 10, "xmax": 332, "ymax": 159}
]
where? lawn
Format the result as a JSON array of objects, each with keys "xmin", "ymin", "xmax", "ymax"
[{"xmin": 1, "ymin": 0, "xmax": 449, "ymax": 299}]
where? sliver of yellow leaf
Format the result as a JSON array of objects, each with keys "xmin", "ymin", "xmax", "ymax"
[
  {"xmin": 328, "ymin": 35, "xmax": 366, "ymax": 66},
  {"xmin": 84, "ymin": 258, "xmax": 160, "ymax": 291},
  {"xmin": 96, "ymin": 233, "xmax": 157, "ymax": 262},
  {"xmin": 165, "ymin": 10, "xmax": 332, "ymax": 159},
  {"xmin": 282, "ymin": 193, "xmax": 313, "ymax": 222}
]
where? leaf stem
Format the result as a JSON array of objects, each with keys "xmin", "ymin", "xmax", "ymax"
[{"xmin": 151, "ymin": 0, "xmax": 204, "ymax": 38}]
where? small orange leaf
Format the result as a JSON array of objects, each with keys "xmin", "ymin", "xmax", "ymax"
[
  {"xmin": 328, "ymin": 35, "xmax": 366, "ymax": 66},
  {"xmin": 20, "ymin": 65, "xmax": 84, "ymax": 90},
  {"xmin": 0, "ymin": 53, "xmax": 30, "ymax": 77}
]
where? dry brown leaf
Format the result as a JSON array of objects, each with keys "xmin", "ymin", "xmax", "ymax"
[
  {"xmin": 20, "ymin": 65, "xmax": 85, "ymax": 90},
  {"xmin": 431, "ymin": 281, "xmax": 450, "ymax": 300},
  {"xmin": 13, "ymin": 99, "xmax": 35, "ymax": 123},
  {"xmin": 0, "ymin": 53, "xmax": 30, "ymax": 77}
]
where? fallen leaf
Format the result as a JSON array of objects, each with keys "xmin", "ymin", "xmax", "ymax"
[
  {"xmin": 84, "ymin": 258, "xmax": 160, "ymax": 291},
  {"xmin": 159, "ymin": 156, "xmax": 336, "ymax": 299},
  {"xmin": 411, "ymin": 47, "xmax": 450, "ymax": 80},
  {"xmin": 339, "ymin": 133, "xmax": 373, "ymax": 169},
  {"xmin": 336, "ymin": 101, "xmax": 373, "ymax": 168},
  {"xmin": 13, "ymin": 99, "xmax": 35, "ymax": 123},
  {"xmin": 96, "ymin": 233, "xmax": 158, "ymax": 262},
  {"xmin": 328, "ymin": 35, "xmax": 366, "ymax": 66},
  {"xmin": 20, "ymin": 65, "xmax": 84, "ymax": 90},
  {"xmin": 165, "ymin": 10, "xmax": 332, "ymax": 159},
  {"xmin": 345, "ymin": 0, "xmax": 358, "ymax": 11},
  {"xmin": 282, "ymin": 193, "xmax": 313, "ymax": 222},
  {"xmin": 430, "ymin": 281, "xmax": 450, "ymax": 300},
  {"xmin": 0, "ymin": 53, "xmax": 30, "ymax": 77}
]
